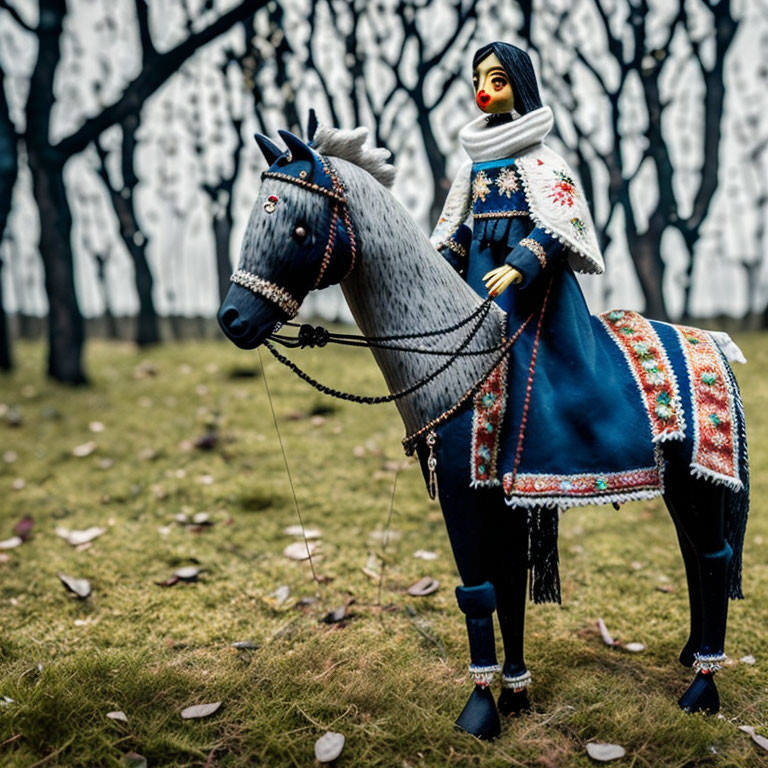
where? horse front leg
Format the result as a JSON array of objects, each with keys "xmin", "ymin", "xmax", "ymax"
[
  {"xmin": 664, "ymin": 464, "xmax": 732, "ymax": 714},
  {"xmin": 490, "ymin": 505, "xmax": 532, "ymax": 716},
  {"xmin": 418, "ymin": 436, "xmax": 502, "ymax": 739}
]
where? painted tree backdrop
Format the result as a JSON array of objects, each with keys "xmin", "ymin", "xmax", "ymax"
[{"xmin": 1, "ymin": 0, "xmax": 766, "ymax": 382}]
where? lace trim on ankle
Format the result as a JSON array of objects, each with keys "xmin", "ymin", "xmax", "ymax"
[
  {"xmin": 501, "ymin": 670, "xmax": 532, "ymax": 690},
  {"xmin": 468, "ymin": 664, "xmax": 502, "ymax": 687},
  {"xmin": 692, "ymin": 653, "xmax": 727, "ymax": 674}
]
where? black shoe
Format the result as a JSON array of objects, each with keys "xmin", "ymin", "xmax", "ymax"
[
  {"xmin": 678, "ymin": 672, "xmax": 720, "ymax": 714},
  {"xmin": 455, "ymin": 685, "xmax": 501, "ymax": 740}
]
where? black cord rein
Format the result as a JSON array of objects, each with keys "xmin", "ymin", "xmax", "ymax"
[{"xmin": 262, "ymin": 296, "xmax": 534, "ymax": 408}]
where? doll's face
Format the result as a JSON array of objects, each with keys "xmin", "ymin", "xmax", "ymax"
[{"xmin": 472, "ymin": 53, "xmax": 515, "ymax": 114}]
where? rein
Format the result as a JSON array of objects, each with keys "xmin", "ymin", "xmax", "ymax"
[{"xmin": 263, "ymin": 297, "xmax": 496, "ymax": 405}]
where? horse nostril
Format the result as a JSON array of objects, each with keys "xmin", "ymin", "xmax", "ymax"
[{"xmin": 219, "ymin": 305, "xmax": 248, "ymax": 335}]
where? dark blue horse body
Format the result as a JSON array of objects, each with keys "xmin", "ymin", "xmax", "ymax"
[{"xmin": 218, "ymin": 123, "xmax": 750, "ymax": 739}]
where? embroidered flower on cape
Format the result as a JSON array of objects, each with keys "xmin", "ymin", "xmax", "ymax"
[
  {"xmin": 550, "ymin": 170, "xmax": 578, "ymax": 207},
  {"xmin": 570, "ymin": 217, "xmax": 588, "ymax": 240},
  {"xmin": 472, "ymin": 171, "xmax": 491, "ymax": 204},
  {"xmin": 495, "ymin": 167, "xmax": 519, "ymax": 198}
]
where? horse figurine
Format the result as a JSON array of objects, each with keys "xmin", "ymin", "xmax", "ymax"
[{"xmin": 217, "ymin": 120, "xmax": 749, "ymax": 740}]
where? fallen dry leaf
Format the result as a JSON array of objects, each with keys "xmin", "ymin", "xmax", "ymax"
[
  {"xmin": 175, "ymin": 566, "xmax": 201, "ymax": 581},
  {"xmin": 407, "ymin": 577, "xmax": 439, "ymax": 596},
  {"xmin": 314, "ymin": 731, "xmax": 345, "ymax": 763},
  {"xmin": 283, "ymin": 525, "xmax": 321, "ymax": 539},
  {"xmin": 413, "ymin": 550, "xmax": 438, "ymax": 561},
  {"xmin": 72, "ymin": 441, "xmax": 97, "ymax": 458},
  {"xmin": 263, "ymin": 585, "xmax": 291, "ymax": 608},
  {"xmin": 623, "ymin": 642, "xmax": 645, "ymax": 653},
  {"xmin": 597, "ymin": 618, "xmax": 618, "ymax": 647},
  {"xmin": 283, "ymin": 541, "xmax": 317, "ymax": 561},
  {"xmin": 13, "ymin": 515, "xmax": 33, "ymax": 541},
  {"xmin": 181, "ymin": 701, "xmax": 221, "ymax": 719},
  {"xmin": 56, "ymin": 526, "xmax": 107, "ymax": 546},
  {"xmin": 0, "ymin": 536, "xmax": 22, "ymax": 550},
  {"xmin": 586, "ymin": 743, "xmax": 626, "ymax": 761},
  {"xmin": 107, "ymin": 710, "xmax": 128, "ymax": 722},
  {"xmin": 58, "ymin": 573, "xmax": 91, "ymax": 599},
  {"xmin": 321, "ymin": 599, "xmax": 355, "ymax": 625},
  {"xmin": 231, "ymin": 640, "xmax": 259, "ymax": 650},
  {"xmin": 122, "ymin": 752, "xmax": 146, "ymax": 768}
]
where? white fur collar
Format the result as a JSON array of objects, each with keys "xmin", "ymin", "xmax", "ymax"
[{"xmin": 459, "ymin": 106, "xmax": 554, "ymax": 162}]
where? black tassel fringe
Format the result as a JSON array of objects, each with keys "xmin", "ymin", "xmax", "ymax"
[{"xmin": 527, "ymin": 507, "xmax": 561, "ymax": 604}]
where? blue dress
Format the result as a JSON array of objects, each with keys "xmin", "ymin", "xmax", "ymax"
[{"xmin": 436, "ymin": 156, "xmax": 665, "ymax": 507}]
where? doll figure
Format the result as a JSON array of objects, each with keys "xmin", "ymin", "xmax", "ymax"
[
  {"xmin": 431, "ymin": 41, "xmax": 603, "ymax": 307},
  {"xmin": 426, "ymin": 40, "xmax": 745, "ymax": 739}
]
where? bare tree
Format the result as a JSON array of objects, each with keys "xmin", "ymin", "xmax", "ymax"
[
  {"xmin": 197, "ymin": 18, "xmax": 257, "ymax": 303},
  {"xmin": 0, "ymin": 42, "xmax": 20, "ymax": 369},
  {"xmin": 536, "ymin": 0, "xmax": 740, "ymax": 320},
  {"xmin": 22, "ymin": 0, "xmax": 263, "ymax": 382},
  {"xmin": 94, "ymin": 113, "xmax": 160, "ymax": 346}
]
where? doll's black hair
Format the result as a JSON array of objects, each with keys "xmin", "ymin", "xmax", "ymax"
[{"xmin": 472, "ymin": 42, "xmax": 543, "ymax": 115}]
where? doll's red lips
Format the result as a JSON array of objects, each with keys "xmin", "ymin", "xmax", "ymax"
[{"xmin": 477, "ymin": 91, "xmax": 491, "ymax": 106}]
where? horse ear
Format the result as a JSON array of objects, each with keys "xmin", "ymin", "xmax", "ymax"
[
  {"xmin": 278, "ymin": 129, "xmax": 315, "ymax": 164},
  {"xmin": 306, "ymin": 109, "xmax": 318, "ymax": 143},
  {"xmin": 254, "ymin": 133, "xmax": 282, "ymax": 165}
]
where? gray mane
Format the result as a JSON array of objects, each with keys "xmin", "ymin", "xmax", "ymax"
[
  {"xmin": 312, "ymin": 124, "xmax": 397, "ymax": 188},
  {"xmin": 324, "ymin": 156, "xmax": 506, "ymax": 439}
]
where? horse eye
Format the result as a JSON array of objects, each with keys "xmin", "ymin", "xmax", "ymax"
[{"xmin": 293, "ymin": 225, "xmax": 308, "ymax": 242}]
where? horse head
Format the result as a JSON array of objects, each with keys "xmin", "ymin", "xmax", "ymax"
[{"xmin": 218, "ymin": 125, "xmax": 355, "ymax": 349}]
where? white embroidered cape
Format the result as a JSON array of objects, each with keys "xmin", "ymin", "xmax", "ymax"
[{"xmin": 430, "ymin": 106, "xmax": 604, "ymax": 275}]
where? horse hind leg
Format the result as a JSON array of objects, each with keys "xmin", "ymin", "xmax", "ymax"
[
  {"xmin": 664, "ymin": 464, "xmax": 732, "ymax": 714},
  {"xmin": 664, "ymin": 493, "xmax": 704, "ymax": 667}
]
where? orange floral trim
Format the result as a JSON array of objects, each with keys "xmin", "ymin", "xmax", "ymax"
[
  {"xmin": 598, "ymin": 310, "xmax": 685, "ymax": 443},
  {"xmin": 502, "ymin": 464, "xmax": 662, "ymax": 508},
  {"xmin": 675, "ymin": 326, "xmax": 741, "ymax": 488},
  {"xmin": 470, "ymin": 354, "xmax": 509, "ymax": 487}
]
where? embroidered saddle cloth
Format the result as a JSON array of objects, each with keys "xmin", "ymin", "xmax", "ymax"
[{"xmin": 471, "ymin": 309, "xmax": 744, "ymax": 509}]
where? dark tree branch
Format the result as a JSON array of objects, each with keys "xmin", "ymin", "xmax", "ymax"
[
  {"xmin": 134, "ymin": 0, "xmax": 156, "ymax": 65},
  {"xmin": 54, "ymin": 1, "xmax": 262, "ymax": 159},
  {"xmin": 424, "ymin": 0, "xmax": 479, "ymax": 72},
  {"xmin": 0, "ymin": 0, "xmax": 34, "ymax": 32}
]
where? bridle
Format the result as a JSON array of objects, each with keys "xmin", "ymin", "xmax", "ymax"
[
  {"xmin": 228, "ymin": 152, "xmax": 552, "ymax": 468},
  {"xmin": 230, "ymin": 156, "xmax": 357, "ymax": 319}
]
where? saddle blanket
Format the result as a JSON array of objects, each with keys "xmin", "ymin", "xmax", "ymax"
[{"xmin": 470, "ymin": 310, "xmax": 744, "ymax": 509}]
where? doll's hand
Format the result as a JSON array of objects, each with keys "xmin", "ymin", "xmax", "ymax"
[{"xmin": 484, "ymin": 265, "xmax": 523, "ymax": 297}]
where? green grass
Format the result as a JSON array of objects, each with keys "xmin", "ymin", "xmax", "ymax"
[{"xmin": 0, "ymin": 332, "xmax": 766, "ymax": 767}]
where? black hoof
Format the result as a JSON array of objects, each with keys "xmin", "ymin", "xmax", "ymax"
[
  {"xmin": 498, "ymin": 687, "xmax": 531, "ymax": 717},
  {"xmin": 455, "ymin": 685, "xmax": 501, "ymax": 740},
  {"xmin": 679, "ymin": 672, "xmax": 720, "ymax": 714}
]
